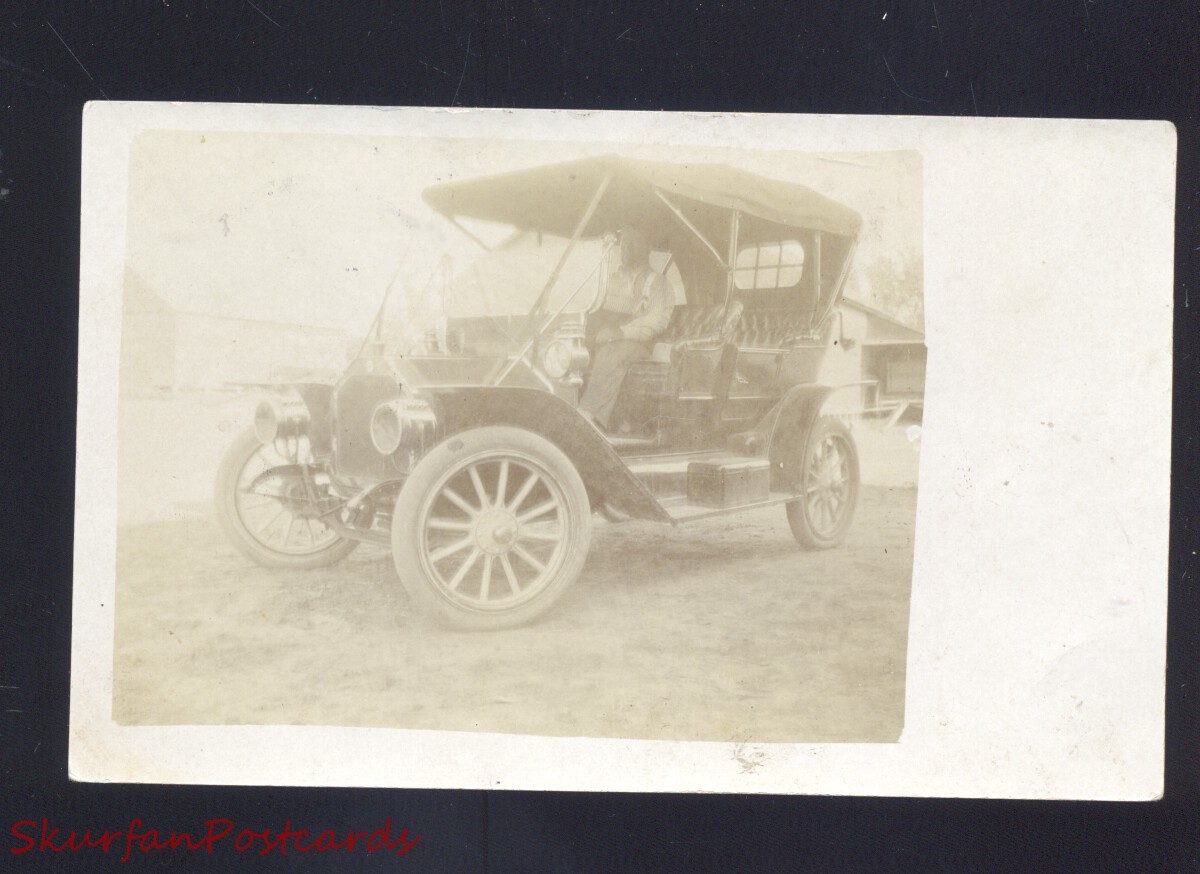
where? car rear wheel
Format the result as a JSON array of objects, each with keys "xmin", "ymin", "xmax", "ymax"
[
  {"xmin": 785, "ymin": 417, "xmax": 859, "ymax": 549},
  {"xmin": 391, "ymin": 426, "xmax": 592, "ymax": 630},
  {"xmin": 215, "ymin": 427, "xmax": 358, "ymax": 569}
]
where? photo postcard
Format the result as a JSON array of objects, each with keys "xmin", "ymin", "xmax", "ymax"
[{"xmin": 70, "ymin": 104, "xmax": 1174, "ymax": 798}]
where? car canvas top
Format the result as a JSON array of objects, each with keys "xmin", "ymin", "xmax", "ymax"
[{"xmin": 421, "ymin": 154, "xmax": 863, "ymax": 241}]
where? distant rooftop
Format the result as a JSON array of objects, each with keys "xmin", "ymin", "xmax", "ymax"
[{"xmin": 842, "ymin": 297, "xmax": 924, "ymax": 344}]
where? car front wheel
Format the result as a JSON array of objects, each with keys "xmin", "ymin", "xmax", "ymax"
[
  {"xmin": 214, "ymin": 427, "xmax": 358, "ymax": 569},
  {"xmin": 391, "ymin": 426, "xmax": 592, "ymax": 630},
  {"xmin": 785, "ymin": 416, "xmax": 860, "ymax": 549}
]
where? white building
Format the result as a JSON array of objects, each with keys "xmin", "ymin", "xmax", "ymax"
[
  {"xmin": 819, "ymin": 298, "xmax": 926, "ymax": 423},
  {"xmin": 120, "ymin": 267, "xmax": 352, "ymax": 394}
]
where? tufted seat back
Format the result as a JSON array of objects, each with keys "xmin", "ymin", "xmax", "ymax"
[
  {"xmin": 732, "ymin": 308, "xmax": 816, "ymax": 349},
  {"xmin": 656, "ymin": 300, "xmax": 745, "ymax": 347}
]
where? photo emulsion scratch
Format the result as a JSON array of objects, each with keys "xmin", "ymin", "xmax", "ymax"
[{"xmin": 111, "ymin": 130, "xmax": 924, "ymax": 744}]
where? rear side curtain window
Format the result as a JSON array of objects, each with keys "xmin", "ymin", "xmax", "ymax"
[{"xmin": 733, "ymin": 240, "xmax": 805, "ymax": 290}]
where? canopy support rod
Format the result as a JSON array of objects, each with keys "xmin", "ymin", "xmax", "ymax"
[
  {"xmin": 443, "ymin": 215, "xmax": 492, "ymax": 252},
  {"xmin": 527, "ymin": 173, "xmax": 612, "ymax": 318},
  {"xmin": 814, "ymin": 235, "xmax": 858, "ymax": 331},
  {"xmin": 491, "ymin": 175, "xmax": 613, "ymax": 387},
  {"xmin": 814, "ymin": 231, "xmax": 823, "ymax": 315},
  {"xmin": 723, "ymin": 209, "xmax": 740, "ymax": 306},
  {"xmin": 654, "ymin": 191, "xmax": 728, "ymax": 269},
  {"xmin": 488, "ymin": 245, "xmax": 610, "ymax": 386}
]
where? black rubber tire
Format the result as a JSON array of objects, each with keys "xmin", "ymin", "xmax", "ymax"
[
  {"xmin": 391, "ymin": 426, "xmax": 592, "ymax": 630},
  {"xmin": 785, "ymin": 416, "xmax": 860, "ymax": 550},
  {"xmin": 214, "ymin": 427, "xmax": 358, "ymax": 569}
]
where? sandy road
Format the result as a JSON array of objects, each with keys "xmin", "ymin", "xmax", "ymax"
[{"xmin": 113, "ymin": 485, "xmax": 915, "ymax": 744}]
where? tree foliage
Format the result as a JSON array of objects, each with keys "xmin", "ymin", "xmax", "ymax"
[{"xmin": 862, "ymin": 250, "xmax": 924, "ymax": 331}]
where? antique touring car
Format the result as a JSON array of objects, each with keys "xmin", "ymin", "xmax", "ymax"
[{"xmin": 216, "ymin": 156, "xmax": 863, "ymax": 629}]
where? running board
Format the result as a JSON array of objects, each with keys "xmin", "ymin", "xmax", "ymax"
[
  {"xmin": 624, "ymin": 454, "xmax": 724, "ymax": 476},
  {"xmin": 624, "ymin": 450, "xmax": 737, "ymax": 498},
  {"xmin": 602, "ymin": 433, "xmax": 659, "ymax": 449},
  {"xmin": 660, "ymin": 490, "xmax": 799, "ymax": 524}
]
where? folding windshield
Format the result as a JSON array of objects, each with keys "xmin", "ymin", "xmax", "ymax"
[{"xmin": 442, "ymin": 233, "xmax": 610, "ymax": 319}]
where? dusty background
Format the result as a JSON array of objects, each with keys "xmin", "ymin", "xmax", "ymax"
[{"xmin": 112, "ymin": 391, "xmax": 918, "ymax": 743}]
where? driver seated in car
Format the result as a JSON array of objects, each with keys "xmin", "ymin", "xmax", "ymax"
[{"xmin": 579, "ymin": 225, "xmax": 674, "ymax": 431}]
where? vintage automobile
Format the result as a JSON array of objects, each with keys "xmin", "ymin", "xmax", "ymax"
[{"xmin": 215, "ymin": 156, "xmax": 863, "ymax": 629}]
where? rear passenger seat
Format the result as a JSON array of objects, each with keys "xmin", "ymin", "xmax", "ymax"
[
  {"xmin": 653, "ymin": 301, "xmax": 745, "ymax": 352},
  {"xmin": 623, "ymin": 302, "xmax": 744, "ymax": 402},
  {"xmin": 732, "ymin": 308, "xmax": 818, "ymax": 349}
]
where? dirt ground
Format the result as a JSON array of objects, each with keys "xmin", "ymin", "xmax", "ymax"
[{"xmin": 112, "ymin": 484, "xmax": 915, "ymax": 744}]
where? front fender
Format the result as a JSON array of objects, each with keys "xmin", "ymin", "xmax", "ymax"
[{"xmin": 426, "ymin": 387, "xmax": 673, "ymax": 523}]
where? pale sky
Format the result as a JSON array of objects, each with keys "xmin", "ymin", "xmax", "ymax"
[{"xmin": 125, "ymin": 130, "xmax": 922, "ymax": 334}]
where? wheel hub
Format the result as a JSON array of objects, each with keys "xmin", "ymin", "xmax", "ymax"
[
  {"xmin": 815, "ymin": 464, "xmax": 840, "ymax": 491},
  {"xmin": 275, "ymin": 479, "xmax": 327, "ymax": 518},
  {"xmin": 474, "ymin": 508, "xmax": 519, "ymax": 555}
]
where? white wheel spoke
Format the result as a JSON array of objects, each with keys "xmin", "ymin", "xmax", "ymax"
[
  {"xmin": 512, "ymin": 544, "xmax": 546, "ymax": 574},
  {"xmin": 499, "ymin": 554, "xmax": 521, "ymax": 594},
  {"xmin": 479, "ymin": 555, "xmax": 494, "ymax": 601},
  {"xmin": 427, "ymin": 517, "xmax": 474, "ymax": 532},
  {"xmin": 468, "ymin": 465, "xmax": 490, "ymax": 509},
  {"xmin": 447, "ymin": 549, "xmax": 481, "ymax": 591},
  {"xmin": 495, "ymin": 460, "xmax": 510, "ymax": 508},
  {"xmin": 414, "ymin": 454, "xmax": 580, "ymax": 606},
  {"xmin": 442, "ymin": 486, "xmax": 479, "ymax": 517},
  {"xmin": 231, "ymin": 448, "xmax": 344, "ymax": 556},
  {"xmin": 517, "ymin": 499, "xmax": 558, "ymax": 524},
  {"xmin": 520, "ymin": 527, "xmax": 561, "ymax": 542},
  {"xmin": 429, "ymin": 535, "xmax": 474, "ymax": 564},
  {"xmin": 239, "ymin": 492, "xmax": 276, "ymax": 507},
  {"xmin": 507, "ymin": 470, "xmax": 541, "ymax": 513},
  {"xmin": 256, "ymin": 507, "xmax": 285, "ymax": 535}
]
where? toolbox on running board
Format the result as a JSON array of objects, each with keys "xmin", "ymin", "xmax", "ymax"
[{"xmin": 686, "ymin": 457, "xmax": 771, "ymax": 508}]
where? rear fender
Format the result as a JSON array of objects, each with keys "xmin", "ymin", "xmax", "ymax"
[
  {"xmin": 425, "ymin": 387, "xmax": 673, "ymax": 523},
  {"xmin": 756, "ymin": 384, "xmax": 836, "ymax": 492}
]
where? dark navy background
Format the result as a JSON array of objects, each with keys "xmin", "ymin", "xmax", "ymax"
[{"xmin": 1, "ymin": 1, "xmax": 1197, "ymax": 869}]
